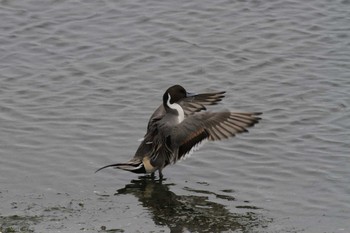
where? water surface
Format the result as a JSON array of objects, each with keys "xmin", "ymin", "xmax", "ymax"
[{"xmin": 1, "ymin": 0, "xmax": 350, "ymax": 232}]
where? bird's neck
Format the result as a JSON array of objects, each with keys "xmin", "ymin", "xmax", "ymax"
[{"xmin": 165, "ymin": 93, "xmax": 185, "ymax": 123}]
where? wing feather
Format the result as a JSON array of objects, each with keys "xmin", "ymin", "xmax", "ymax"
[{"xmin": 171, "ymin": 112, "xmax": 261, "ymax": 161}]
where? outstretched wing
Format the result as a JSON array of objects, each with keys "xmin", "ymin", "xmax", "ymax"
[
  {"xmin": 170, "ymin": 112, "xmax": 262, "ymax": 162},
  {"xmin": 179, "ymin": 91, "xmax": 226, "ymax": 116}
]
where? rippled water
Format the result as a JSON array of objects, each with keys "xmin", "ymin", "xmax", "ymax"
[{"xmin": 1, "ymin": 0, "xmax": 350, "ymax": 232}]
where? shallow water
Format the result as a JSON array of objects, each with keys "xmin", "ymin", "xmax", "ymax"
[{"xmin": 1, "ymin": 0, "xmax": 350, "ymax": 232}]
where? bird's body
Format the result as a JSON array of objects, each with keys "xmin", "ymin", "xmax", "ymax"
[{"xmin": 96, "ymin": 85, "xmax": 261, "ymax": 179}]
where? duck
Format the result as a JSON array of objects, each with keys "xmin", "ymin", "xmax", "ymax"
[{"xmin": 96, "ymin": 85, "xmax": 261, "ymax": 179}]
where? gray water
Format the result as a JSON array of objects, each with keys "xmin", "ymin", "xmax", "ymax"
[{"xmin": 1, "ymin": 0, "xmax": 350, "ymax": 232}]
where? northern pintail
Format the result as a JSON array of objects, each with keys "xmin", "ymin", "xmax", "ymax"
[{"xmin": 96, "ymin": 85, "xmax": 261, "ymax": 179}]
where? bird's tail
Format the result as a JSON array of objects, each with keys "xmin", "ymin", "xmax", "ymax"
[{"xmin": 95, "ymin": 160, "xmax": 146, "ymax": 174}]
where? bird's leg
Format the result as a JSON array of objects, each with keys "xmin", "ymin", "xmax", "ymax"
[
  {"xmin": 158, "ymin": 169, "xmax": 163, "ymax": 180},
  {"xmin": 150, "ymin": 172, "xmax": 155, "ymax": 180}
]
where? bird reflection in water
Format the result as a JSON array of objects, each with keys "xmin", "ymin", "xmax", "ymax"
[{"xmin": 115, "ymin": 176, "xmax": 271, "ymax": 233}]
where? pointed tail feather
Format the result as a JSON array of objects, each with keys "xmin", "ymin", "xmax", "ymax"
[
  {"xmin": 95, "ymin": 163, "xmax": 122, "ymax": 173},
  {"xmin": 95, "ymin": 160, "xmax": 146, "ymax": 174}
]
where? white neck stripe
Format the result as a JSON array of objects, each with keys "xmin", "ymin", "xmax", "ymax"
[{"xmin": 167, "ymin": 93, "xmax": 185, "ymax": 123}]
